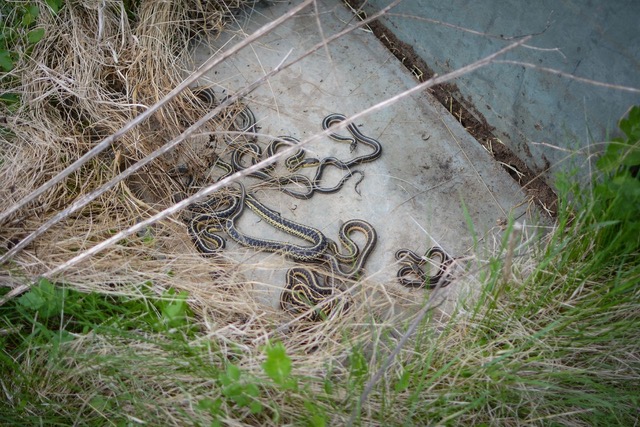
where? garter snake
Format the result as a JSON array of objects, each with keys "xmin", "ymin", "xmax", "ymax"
[
  {"xmin": 189, "ymin": 216, "xmax": 226, "ymax": 254},
  {"xmin": 187, "ymin": 184, "xmax": 325, "ymax": 260},
  {"xmin": 226, "ymin": 188, "xmax": 377, "ymax": 274},
  {"xmin": 185, "ymin": 100, "xmax": 383, "ymax": 320},
  {"xmin": 232, "ymin": 134, "xmax": 368, "ymax": 199},
  {"xmin": 187, "ymin": 184, "xmax": 377, "ymax": 321},
  {"xmin": 311, "ymin": 157, "xmax": 365, "ymax": 195},
  {"xmin": 279, "ymin": 267, "xmax": 347, "ymax": 321},
  {"xmin": 188, "ymin": 159, "xmax": 235, "ymax": 208},
  {"xmin": 279, "ymin": 219, "xmax": 376, "ymax": 321},
  {"xmin": 321, "ymin": 113, "xmax": 382, "ymax": 167},
  {"xmin": 325, "ymin": 219, "xmax": 377, "ymax": 279},
  {"xmin": 267, "ymin": 136, "xmax": 366, "ymax": 196},
  {"xmin": 265, "ymin": 136, "xmax": 314, "ymax": 172},
  {"xmin": 395, "ymin": 246, "xmax": 453, "ymax": 288},
  {"xmin": 223, "ymin": 95, "xmax": 256, "ymax": 135},
  {"xmin": 188, "ymin": 184, "xmax": 377, "ymax": 273},
  {"xmin": 187, "ymin": 189, "xmax": 243, "ymax": 254},
  {"xmin": 239, "ymin": 190, "xmax": 377, "ymax": 277},
  {"xmin": 192, "ymin": 88, "xmax": 255, "ymax": 134},
  {"xmin": 225, "ymin": 184, "xmax": 330, "ymax": 262},
  {"xmin": 231, "ymin": 140, "xmax": 315, "ymax": 199},
  {"xmin": 192, "ymin": 86, "xmax": 216, "ymax": 106}
]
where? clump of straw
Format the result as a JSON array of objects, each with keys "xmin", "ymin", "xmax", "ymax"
[{"xmin": 0, "ymin": 1, "xmax": 246, "ymax": 295}]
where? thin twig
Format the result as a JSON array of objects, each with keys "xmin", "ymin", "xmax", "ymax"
[
  {"xmin": 348, "ymin": 274, "xmax": 449, "ymax": 426},
  {"xmin": 385, "ymin": 11, "xmax": 561, "ymax": 55},
  {"xmin": 494, "ymin": 60, "xmax": 640, "ymax": 93}
]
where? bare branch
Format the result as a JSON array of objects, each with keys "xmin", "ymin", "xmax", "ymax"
[
  {"xmin": 384, "ymin": 11, "xmax": 560, "ymax": 55},
  {"xmin": 494, "ymin": 60, "xmax": 640, "ymax": 93}
]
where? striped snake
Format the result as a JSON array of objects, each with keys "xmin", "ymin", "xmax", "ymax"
[
  {"xmin": 185, "ymin": 96, "xmax": 382, "ymax": 319},
  {"xmin": 228, "ymin": 183, "xmax": 330, "ymax": 261},
  {"xmin": 188, "ymin": 187, "xmax": 242, "ymax": 254},
  {"xmin": 395, "ymin": 247, "xmax": 453, "ymax": 288},
  {"xmin": 230, "ymin": 113, "xmax": 381, "ymax": 199},
  {"xmin": 192, "ymin": 86, "xmax": 256, "ymax": 136},
  {"xmin": 231, "ymin": 139, "xmax": 315, "ymax": 199},
  {"xmin": 321, "ymin": 113, "xmax": 382, "ymax": 166},
  {"xmin": 231, "ymin": 136, "xmax": 365, "ymax": 199},
  {"xmin": 188, "ymin": 184, "xmax": 377, "ymax": 319},
  {"xmin": 188, "ymin": 184, "xmax": 376, "ymax": 267},
  {"xmin": 266, "ymin": 136, "xmax": 368, "ymax": 197},
  {"xmin": 279, "ymin": 219, "xmax": 376, "ymax": 320},
  {"xmin": 279, "ymin": 267, "xmax": 345, "ymax": 322}
]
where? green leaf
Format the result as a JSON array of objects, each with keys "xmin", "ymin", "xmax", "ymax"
[
  {"xmin": 45, "ymin": 0, "xmax": 64, "ymax": 14},
  {"xmin": 89, "ymin": 396, "xmax": 113, "ymax": 413},
  {"xmin": 304, "ymin": 401, "xmax": 327, "ymax": 427},
  {"xmin": 597, "ymin": 106, "xmax": 640, "ymax": 175},
  {"xmin": 27, "ymin": 28, "xmax": 45, "ymax": 44},
  {"xmin": 51, "ymin": 329, "xmax": 74, "ymax": 347},
  {"xmin": 223, "ymin": 384, "xmax": 246, "ymax": 401},
  {"xmin": 262, "ymin": 342, "xmax": 292, "ymax": 386},
  {"xmin": 308, "ymin": 414, "xmax": 327, "ymax": 427},
  {"xmin": 18, "ymin": 289, "xmax": 46, "ymax": 312},
  {"xmin": 619, "ymin": 146, "xmax": 640, "ymax": 167},
  {"xmin": 225, "ymin": 363, "xmax": 241, "ymax": 382},
  {"xmin": 0, "ymin": 50, "xmax": 15, "ymax": 71},
  {"xmin": 197, "ymin": 398, "xmax": 222, "ymax": 414},
  {"xmin": 157, "ymin": 288, "xmax": 191, "ymax": 329},
  {"xmin": 28, "ymin": 5, "xmax": 41, "ymax": 17},
  {"xmin": 619, "ymin": 106, "xmax": 640, "ymax": 142},
  {"xmin": 245, "ymin": 382, "xmax": 260, "ymax": 398},
  {"xmin": 249, "ymin": 400, "xmax": 263, "ymax": 414},
  {"xmin": 17, "ymin": 278, "xmax": 66, "ymax": 319},
  {"xmin": 394, "ymin": 369, "xmax": 411, "ymax": 392},
  {"xmin": 348, "ymin": 348, "xmax": 368, "ymax": 378},
  {"xmin": 323, "ymin": 377, "xmax": 333, "ymax": 394},
  {"xmin": 21, "ymin": 5, "xmax": 40, "ymax": 27}
]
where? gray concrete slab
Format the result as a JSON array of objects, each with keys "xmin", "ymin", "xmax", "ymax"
[{"xmin": 189, "ymin": 0, "xmax": 535, "ymax": 315}]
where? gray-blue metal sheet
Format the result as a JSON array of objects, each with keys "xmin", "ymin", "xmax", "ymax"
[{"xmin": 360, "ymin": 0, "xmax": 640, "ymax": 186}]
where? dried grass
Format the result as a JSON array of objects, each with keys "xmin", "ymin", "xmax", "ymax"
[
  {"xmin": 0, "ymin": 0, "xmax": 297, "ymax": 362},
  {"xmin": 0, "ymin": 0, "xmax": 432, "ymax": 378},
  {"xmin": 1, "ymin": 1, "xmax": 241, "ymax": 280}
]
